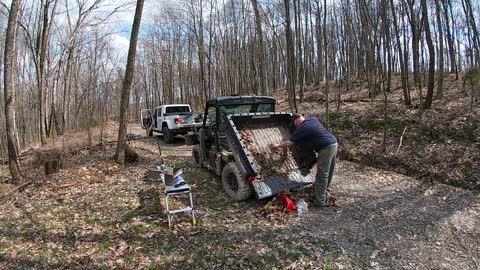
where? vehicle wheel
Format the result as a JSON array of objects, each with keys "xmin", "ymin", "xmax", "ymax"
[
  {"xmin": 221, "ymin": 162, "xmax": 252, "ymax": 201},
  {"xmin": 192, "ymin": 145, "xmax": 203, "ymax": 167},
  {"xmin": 162, "ymin": 126, "xmax": 174, "ymax": 144},
  {"xmin": 146, "ymin": 124, "xmax": 153, "ymax": 137}
]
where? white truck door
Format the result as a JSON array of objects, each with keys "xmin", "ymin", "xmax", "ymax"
[{"xmin": 140, "ymin": 109, "xmax": 151, "ymax": 129}]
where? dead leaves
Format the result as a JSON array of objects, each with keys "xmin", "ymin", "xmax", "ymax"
[
  {"xmin": 256, "ymin": 193, "xmax": 299, "ymax": 223},
  {"xmin": 0, "ymin": 123, "xmax": 347, "ymax": 269}
]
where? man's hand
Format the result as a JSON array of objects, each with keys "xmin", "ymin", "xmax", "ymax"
[{"xmin": 272, "ymin": 140, "xmax": 294, "ymax": 149}]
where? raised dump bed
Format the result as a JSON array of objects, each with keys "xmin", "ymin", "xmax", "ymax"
[{"xmin": 225, "ymin": 112, "xmax": 316, "ymax": 199}]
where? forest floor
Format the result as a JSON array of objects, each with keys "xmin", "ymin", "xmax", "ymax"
[{"xmin": 0, "ymin": 75, "xmax": 479, "ymax": 269}]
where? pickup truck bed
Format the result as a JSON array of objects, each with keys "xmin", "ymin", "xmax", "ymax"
[{"xmin": 225, "ymin": 112, "xmax": 316, "ymax": 199}]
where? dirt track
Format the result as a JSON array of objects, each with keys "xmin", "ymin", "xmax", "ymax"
[{"xmin": 300, "ymin": 161, "xmax": 479, "ymax": 269}]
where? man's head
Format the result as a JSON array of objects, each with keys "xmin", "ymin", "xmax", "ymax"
[{"xmin": 292, "ymin": 113, "xmax": 305, "ymax": 127}]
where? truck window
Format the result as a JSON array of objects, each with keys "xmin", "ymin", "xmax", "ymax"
[
  {"xmin": 207, "ymin": 106, "xmax": 216, "ymax": 127},
  {"xmin": 218, "ymin": 103, "xmax": 274, "ymax": 130},
  {"xmin": 165, "ymin": 106, "xmax": 190, "ymax": 114}
]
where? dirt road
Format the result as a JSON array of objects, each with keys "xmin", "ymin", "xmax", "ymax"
[{"xmin": 300, "ymin": 161, "xmax": 479, "ymax": 269}]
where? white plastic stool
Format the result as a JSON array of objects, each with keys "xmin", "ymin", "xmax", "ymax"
[
  {"xmin": 156, "ymin": 167, "xmax": 196, "ymax": 228},
  {"xmin": 163, "ymin": 183, "xmax": 196, "ymax": 228}
]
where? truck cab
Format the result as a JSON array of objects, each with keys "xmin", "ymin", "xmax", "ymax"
[{"xmin": 141, "ymin": 104, "xmax": 202, "ymax": 143}]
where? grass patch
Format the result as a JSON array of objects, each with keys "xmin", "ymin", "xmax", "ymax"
[
  {"xmin": 0, "ymin": 242, "xmax": 7, "ymax": 250},
  {"xmin": 128, "ymin": 225, "xmax": 150, "ymax": 234},
  {"xmin": 461, "ymin": 125, "xmax": 477, "ymax": 142},
  {"xmin": 22, "ymin": 223, "xmax": 34, "ymax": 229},
  {"xmin": 315, "ymin": 239, "xmax": 331, "ymax": 249},
  {"xmin": 128, "ymin": 237, "xmax": 164, "ymax": 255},
  {"xmin": 258, "ymin": 231, "xmax": 275, "ymax": 242},
  {"xmin": 266, "ymin": 255, "xmax": 276, "ymax": 265},
  {"xmin": 352, "ymin": 255, "xmax": 370, "ymax": 270},
  {"xmin": 244, "ymin": 255, "xmax": 268, "ymax": 269},
  {"xmin": 323, "ymin": 261, "xmax": 337, "ymax": 270},
  {"xmin": 96, "ymin": 242, "xmax": 111, "ymax": 255},
  {"xmin": 295, "ymin": 245, "xmax": 310, "ymax": 256}
]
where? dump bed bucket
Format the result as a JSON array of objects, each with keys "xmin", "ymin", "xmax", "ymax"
[{"xmin": 225, "ymin": 112, "xmax": 316, "ymax": 199}]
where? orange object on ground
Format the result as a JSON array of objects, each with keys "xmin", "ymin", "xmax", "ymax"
[{"xmin": 277, "ymin": 194, "xmax": 297, "ymax": 213}]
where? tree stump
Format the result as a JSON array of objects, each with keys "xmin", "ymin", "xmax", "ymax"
[
  {"xmin": 125, "ymin": 144, "xmax": 139, "ymax": 163},
  {"xmin": 44, "ymin": 159, "xmax": 60, "ymax": 175},
  {"xmin": 33, "ymin": 149, "xmax": 63, "ymax": 175}
]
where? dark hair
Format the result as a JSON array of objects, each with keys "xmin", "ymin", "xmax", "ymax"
[{"xmin": 292, "ymin": 113, "xmax": 302, "ymax": 121}]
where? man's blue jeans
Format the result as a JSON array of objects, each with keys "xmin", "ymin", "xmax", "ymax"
[{"xmin": 314, "ymin": 143, "xmax": 337, "ymax": 207}]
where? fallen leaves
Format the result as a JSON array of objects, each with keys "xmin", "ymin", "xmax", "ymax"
[{"xmin": 0, "ymin": 124, "xmax": 348, "ymax": 270}]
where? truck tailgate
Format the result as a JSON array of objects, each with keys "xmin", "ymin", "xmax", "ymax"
[{"xmin": 226, "ymin": 113, "xmax": 316, "ymax": 199}]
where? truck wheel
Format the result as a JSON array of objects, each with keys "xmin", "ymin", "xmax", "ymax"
[
  {"xmin": 192, "ymin": 145, "xmax": 203, "ymax": 167},
  {"xmin": 221, "ymin": 162, "xmax": 252, "ymax": 201},
  {"xmin": 162, "ymin": 126, "xmax": 174, "ymax": 144}
]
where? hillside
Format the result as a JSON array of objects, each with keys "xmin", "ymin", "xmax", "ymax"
[{"xmin": 274, "ymin": 75, "xmax": 479, "ymax": 191}]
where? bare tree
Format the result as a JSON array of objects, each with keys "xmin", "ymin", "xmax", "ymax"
[
  {"xmin": 435, "ymin": 0, "xmax": 444, "ymax": 98},
  {"xmin": 389, "ymin": 0, "xmax": 411, "ymax": 105},
  {"xmin": 284, "ymin": 0, "xmax": 297, "ymax": 112},
  {"xmin": 421, "ymin": 0, "xmax": 435, "ymax": 109},
  {"xmin": 114, "ymin": 0, "xmax": 145, "ymax": 164},
  {"xmin": 37, "ymin": 0, "xmax": 59, "ymax": 144},
  {"xmin": 251, "ymin": 0, "xmax": 268, "ymax": 95},
  {"xmin": 3, "ymin": 0, "xmax": 23, "ymax": 183},
  {"xmin": 406, "ymin": 0, "xmax": 423, "ymax": 101}
]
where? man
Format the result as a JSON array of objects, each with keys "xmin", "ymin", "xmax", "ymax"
[{"xmin": 272, "ymin": 113, "xmax": 337, "ymax": 207}]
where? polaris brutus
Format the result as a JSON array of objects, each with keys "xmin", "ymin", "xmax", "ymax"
[{"xmin": 186, "ymin": 96, "xmax": 316, "ymax": 201}]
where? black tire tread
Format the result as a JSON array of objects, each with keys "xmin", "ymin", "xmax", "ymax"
[
  {"xmin": 163, "ymin": 126, "xmax": 174, "ymax": 144},
  {"xmin": 192, "ymin": 145, "xmax": 203, "ymax": 167},
  {"xmin": 221, "ymin": 162, "xmax": 252, "ymax": 201}
]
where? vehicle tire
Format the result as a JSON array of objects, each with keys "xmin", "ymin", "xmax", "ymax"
[
  {"xmin": 162, "ymin": 126, "xmax": 174, "ymax": 144},
  {"xmin": 192, "ymin": 145, "xmax": 203, "ymax": 167},
  {"xmin": 221, "ymin": 162, "xmax": 252, "ymax": 201}
]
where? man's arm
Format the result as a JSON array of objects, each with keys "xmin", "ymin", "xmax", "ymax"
[{"xmin": 272, "ymin": 140, "xmax": 294, "ymax": 149}]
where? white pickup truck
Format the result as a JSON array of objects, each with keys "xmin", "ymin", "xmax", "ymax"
[{"xmin": 140, "ymin": 104, "xmax": 203, "ymax": 143}]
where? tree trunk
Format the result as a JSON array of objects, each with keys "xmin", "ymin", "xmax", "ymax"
[
  {"xmin": 435, "ymin": 0, "xmax": 444, "ymax": 98},
  {"xmin": 390, "ymin": 0, "xmax": 411, "ymax": 105},
  {"xmin": 36, "ymin": 0, "xmax": 59, "ymax": 145},
  {"xmin": 251, "ymin": 0, "xmax": 268, "ymax": 96},
  {"xmin": 421, "ymin": 0, "xmax": 435, "ymax": 109},
  {"xmin": 406, "ymin": 0, "xmax": 422, "ymax": 101},
  {"xmin": 114, "ymin": 0, "xmax": 145, "ymax": 164},
  {"xmin": 323, "ymin": 0, "xmax": 329, "ymax": 128},
  {"xmin": 315, "ymin": 0, "xmax": 324, "ymax": 83},
  {"xmin": 441, "ymin": 0, "xmax": 457, "ymax": 77},
  {"xmin": 3, "ymin": 0, "xmax": 24, "ymax": 183},
  {"xmin": 284, "ymin": 0, "xmax": 297, "ymax": 112},
  {"xmin": 294, "ymin": 0, "xmax": 305, "ymax": 103}
]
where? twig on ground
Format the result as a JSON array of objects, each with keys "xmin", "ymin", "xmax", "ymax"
[
  {"xmin": 396, "ymin": 126, "xmax": 408, "ymax": 155},
  {"xmin": 0, "ymin": 179, "xmax": 32, "ymax": 201}
]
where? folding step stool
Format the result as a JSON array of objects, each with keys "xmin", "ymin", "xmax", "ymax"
[{"xmin": 158, "ymin": 167, "xmax": 196, "ymax": 228}]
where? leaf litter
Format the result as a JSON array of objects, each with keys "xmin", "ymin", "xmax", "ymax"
[{"xmin": 0, "ymin": 124, "xmax": 349, "ymax": 269}]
